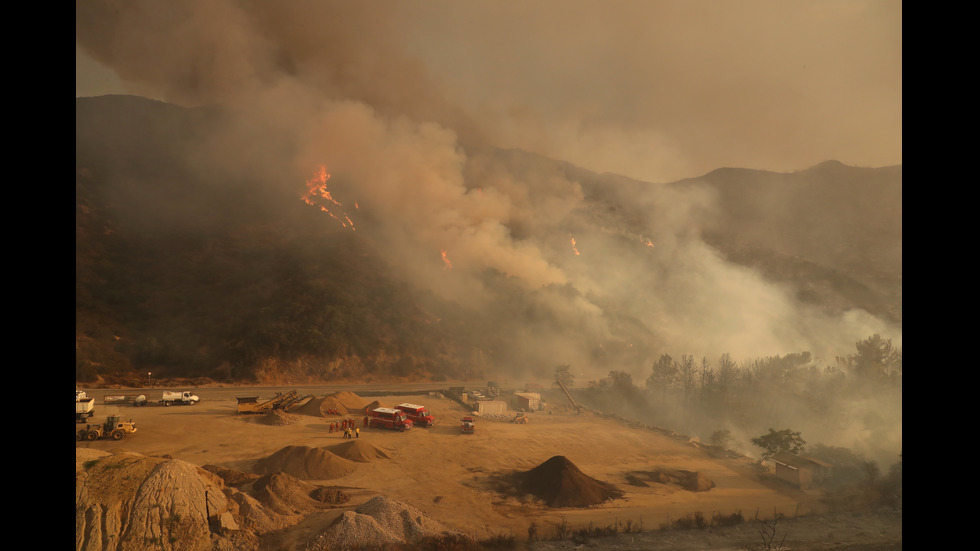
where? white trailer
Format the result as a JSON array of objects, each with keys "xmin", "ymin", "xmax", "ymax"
[
  {"xmin": 160, "ymin": 391, "xmax": 200, "ymax": 406},
  {"xmin": 76, "ymin": 397, "xmax": 95, "ymax": 422}
]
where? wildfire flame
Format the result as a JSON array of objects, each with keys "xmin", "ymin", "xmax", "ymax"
[
  {"xmin": 643, "ymin": 239, "xmax": 655, "ymax": 248},
  {"xmin": 303, "ymin": 165, "xmax": 356, "ymax": 230},
  {"xmin": 440, "ymin": 249, "xmax": 452, "ymax": 270},
  {"xmin": 569, "ymin": 234, "xmax": 580, "ymax": 256}
]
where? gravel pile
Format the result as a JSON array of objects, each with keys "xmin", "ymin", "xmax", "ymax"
[
  {"xmin": 261, "ymin": 409, "xmax": 300, "ymax": 425},
  {"xmin": 305, "ymin": 496, "xmax": 466, "ymax": 550}
]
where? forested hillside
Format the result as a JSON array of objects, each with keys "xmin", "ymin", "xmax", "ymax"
[{"xmin": 76, "ymin": 95, "xmax": 901, "ymax": 386}]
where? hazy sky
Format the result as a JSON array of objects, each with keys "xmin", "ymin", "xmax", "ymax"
[{"xmin": 76, "ymin": 0, "xmax": 901, "ymax": 184}]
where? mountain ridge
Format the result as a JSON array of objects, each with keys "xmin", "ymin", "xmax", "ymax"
[{"xmin": 76, "ymin": 95, "xmax": 901, "ymax": 385}]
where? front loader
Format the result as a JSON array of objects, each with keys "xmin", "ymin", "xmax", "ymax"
[{"xmin": 78, "ymin": 415, "xmax": 138, "ymax": 441}]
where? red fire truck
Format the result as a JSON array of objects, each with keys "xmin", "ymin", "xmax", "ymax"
[
  {"xmin": 395, "ymin": 403, "xmax": 435, "ymax": 428},
  {"xmin": 367, "ymin": 407, "xmax": 414, "ymax": 431}
]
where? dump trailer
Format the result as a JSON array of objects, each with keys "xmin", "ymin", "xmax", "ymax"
[
  {"xmin": 236, "ymin": 390, "xmax": 311, "ymax": 414},
  {"xmin": 160, "ymin": 391, "xmax": 200, "ymax": 406},
  {"xmin": 76, "ymin": 397, "xmax": 95, "ymax": 422},
  {"xmin": 104, "ymin": 394, "xmax": 148, "ymax": 407},
  {"xmin": 78, "ymin": 415, "xmax": 138, "ymax": 441}
]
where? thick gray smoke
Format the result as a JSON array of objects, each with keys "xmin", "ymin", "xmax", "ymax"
[{"xmin": 76, "ymin": 1, "xmax": 902, "ymax": 377}]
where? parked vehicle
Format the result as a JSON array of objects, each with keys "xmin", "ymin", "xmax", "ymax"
[
  {"xmin": 395, "ymin": 403, "xmax": 435, "ymax": 427},
  {"xmin": 513, "ymin": 413, "xmax": 528, "ymax": 424},
  {"xmin": 160, "ymin": 391, "xmax": 200, "ymax": 406},
  {"xmin": 461, "ymin": 416, "xmax": 476, "ymax": 434},
  {"xmin": 367, "ymin": 407, "xmax": 413, "ymax": 431},
  {"xmin": 76, "ymin": 397, "xmax": 96, "ymax": 423},
  {"xmin": 104, "ymin": 394, "xmax": 148, "ymax": 407},
  {"xmin": 77, "ymin": 415, "xmax": 138, "ymax": 441}
]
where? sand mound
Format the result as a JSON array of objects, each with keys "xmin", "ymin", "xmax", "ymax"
[
  {"xmin": 254, "ymin": 445, "xmax": 358, "ymax": 480},
  {"xmin": 203, "ymin": 464, "xmax": 261, "ymax": 486},
  {"xmin": 515, "ymin": 455, "xmax": 623, "ymax": 508},
  {"xmin": 293, "ymin": 391, "xmax": 367, "ymax": 417},
  {"xmin": 250, "ymin": 472, "xmax": 351, "ymax": 515},
  {"xmin": 306, "ymin": 495, "xmax": 466, "ymax": 550},
  {"xmin": 76, "ymin": 450, "xmax": 232, "ymax": 551},
  {"xmin": 363, "ymin": 399, "xmax": 388, "ymax": 412},
  {"xmin": 325, "ymin": 439, "xmax": 392, "ymax": 463}
]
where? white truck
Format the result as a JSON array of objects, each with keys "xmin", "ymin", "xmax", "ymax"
[
  {"xmin": 160, "ymin": 391, "xmax": 200, "ymax": 406},
  {"xmin": 76, "ymin": 393, "xmax": 95, "ymax": 422}
]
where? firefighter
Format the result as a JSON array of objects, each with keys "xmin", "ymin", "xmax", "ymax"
[
  {"xmin": 364, "ymin": 415, "xmax": 369, "ymax": 428},
  {"xmin": 329, "ymin": 422, "xmax": 334, "ymax": 433},
  {"xmin": 355, "ymin": 427, "xmax": 360, "ymax": 438}
]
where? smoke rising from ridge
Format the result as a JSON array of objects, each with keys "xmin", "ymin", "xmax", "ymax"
[{"xmin": 76, "ymin": 1, "xmax": 901, "ymax": 380}]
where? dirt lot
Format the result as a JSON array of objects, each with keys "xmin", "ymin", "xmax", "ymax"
[{"xmin": 75, "ymin": 387, "xmax": 901, "ymax": 550}]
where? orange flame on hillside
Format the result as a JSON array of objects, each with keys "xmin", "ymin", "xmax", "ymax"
[
  {"xmin": 569, "ymin": 234, "xmax": 580, "ymax": 256},
  {"xmin": 303, "ymin": 165, "xmax": 356, "ymax": 230},
  {"xmin": 441, "ymin": 250, "xmax": 452, "ymax": 270},
  {"xmin": 643, "ymin": 239, "xmax": 655, "ymax": 248}
]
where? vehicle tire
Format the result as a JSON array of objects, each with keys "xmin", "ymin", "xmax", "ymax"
[
  {"xmin": 85, "ymin": 431, "xmax": 98, "ymax": 441},
  {"xmin": 111, "ymin": 430, "xmax": 124, "ymax": 441},
  {"xmin": 164, "ymin": 401, "xmax": 171, "ymax": 407}
]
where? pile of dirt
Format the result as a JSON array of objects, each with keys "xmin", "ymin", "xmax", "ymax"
[
  {"xmin": 515, "ymin": 455, "xmax": 623, "ymax": 508},
  {"xmin": 363, "ymin": 399, "xmax": 388, "ymax": 412},
  {"xmin": 325, "ymin": 439, "xmax": 392, "ymax": 463},
  {"xmin": 305, "ymin": 496, "xmax": 467, "ymax": 550},
  {"xmin": 76, "ymin": 449, "xmax": 235, "ymax": 551},
  {"xmin": 203, "ymin": 464, "xmax": 261, "ymax": 486},
  {"xmin": 250, "ymin": 472, "xmax": 351, "ymax": 516},
  {"xmin": 260, "ymin": 409, "xmax": 301, "ymax": 425},
  {"xmin": 253, "ymin": 445, "xmax": 358, "ymax": 480},
  {"xmin": 293, "ymin": 391, "xmax": 367, "ymax": 417}
]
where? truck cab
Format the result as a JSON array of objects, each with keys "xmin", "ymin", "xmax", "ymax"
[
  {"xmin": 395, "ymin": 403, "xmax": 435, "ymax": 427},
  {"xmin": 368, "ymin": 407, "xmax": 414, "ymax": 431}
]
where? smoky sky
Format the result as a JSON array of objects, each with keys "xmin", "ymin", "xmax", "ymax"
[{"xmin": 76, "ymin": 1, "xmax": 902, "ymax": 376}]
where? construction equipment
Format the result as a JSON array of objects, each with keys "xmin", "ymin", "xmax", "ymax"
[
  {"xmin": 236, "ymin": 390, "xmax": 311, "ymax": 414},
  {"xmin": 161, "ymin": 391, "xmax": 200, "ymax": 406},
  {"xmin": 513, "ymin": 413, "xmax": 528, "ymax": 424},
  {"xmin": 78, "ymin": 415, "xmax": 138, "ymax": 441},
  {"xmin": 104, "ymin": 394, "xmax": 148, "ymax": 407},
  {"xmin": 461, "ymin": 416, "xmax": 476, "ymax": 434},
  {"xmin": 556, "ymin": 379, "xmax": 585, "ymax": 414}
]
